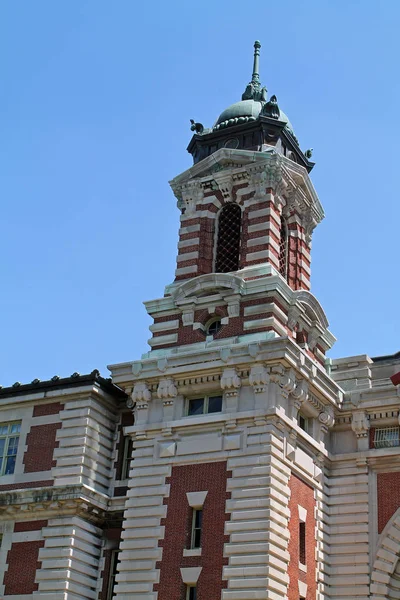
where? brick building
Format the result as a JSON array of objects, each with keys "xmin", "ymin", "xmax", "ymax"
[{"xmin": 0, "ymin": 41, "xmax": 399, "ymax": 599}]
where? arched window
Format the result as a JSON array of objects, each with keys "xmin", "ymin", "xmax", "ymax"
[
  {"xmin": 214, "ymin": 204, "xmax": 241, "ymax": 273},
  {"xmin": 279, "ymin": 220, "xmax": 288, "ymax": 278}
]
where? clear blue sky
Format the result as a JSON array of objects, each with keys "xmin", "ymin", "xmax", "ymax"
[{"xmin": 1, "ymin": 1, "xmax": 399, "ymax": 386}]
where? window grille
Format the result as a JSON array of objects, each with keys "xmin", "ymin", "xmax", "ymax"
[
  {"xmin": 374, "ymin": 427, "xmax": 400, "ymax": 449},
  {"xmin": 215, "ymin": 204, "xmax": 241, "ymax": 273},
  {"xmin": 279, "ymin": 220, "xmax": 288, "ymax": 278}
]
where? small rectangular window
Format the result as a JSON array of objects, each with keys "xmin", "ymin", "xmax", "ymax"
[
  {"xmin": 107, "ymin": 550, "xmax": 119, "ymax": 599},
  {"xmin": 188, "ymin": 398, "xmax": 205, "ymax": 416},
  {"xmin": 298, "ymin": 414, "xmax": 308, "ymax": 433},
  {"xmin": 121, "ymin": 436, "xmax": 134, "ymax": 480},
  {"xmin": 0, "ymin": 422, "xmax": 21, "ymax": 476},
  {"xmin": 191, "ymin": 509, "xmax": 203, "ymax": 549},
  {"xmin": 374, "ymin": 427, "xmax": 400, "ymax": 448},
  {"xmin": 186, "ymin": 586, "xmax": 197, "ymax": 600},
  {"xmin": 187, "ymin": 396, "xmax": 222, "ymax": 416},
  {"xmin": 299, "ymin": 521, "xmax": 306, "ymax": 565}
]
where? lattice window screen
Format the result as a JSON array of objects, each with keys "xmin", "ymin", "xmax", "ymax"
[
  {"xmin": 215, "ymin": 204, "xmax": 241, "ymax": 273},
  {"xmin": 279, "ymin": 220, "xmax": 288, "ymax": 278}
]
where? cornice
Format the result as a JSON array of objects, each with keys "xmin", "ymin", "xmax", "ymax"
[
  {"xmin": 0, "ymin": 483, "xmax": 112, "ymax": 523},
  {"xmin": 110, "ymin": 335, "xmax": 343, "ymax": 410},
  {"xmin": 169, "ymin": 148, "xmax": 324, "ymax": 226}
]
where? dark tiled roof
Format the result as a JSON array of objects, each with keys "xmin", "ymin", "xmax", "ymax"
[{"xmin": 0, "ymin": 369, "xmax": 127, "ymax": 399}]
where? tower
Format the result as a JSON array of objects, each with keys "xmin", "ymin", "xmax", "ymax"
[{"xmin": 110, "ymin": 42, "xmax": 342, "ymax": 600}]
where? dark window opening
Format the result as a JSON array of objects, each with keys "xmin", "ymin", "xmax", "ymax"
[
  {"xmin": 299, "ymin": 521, "xmax": 306, "ymax": 565},
  {"xmin": 187, "ymin": 586, "xmax": 197, "ymax": 600},
  {"xmin": 298, "ymin": 414, "xmax": 308, "ymax": 433},
  {"xmin": 191, "ymin": 509, "xmax": 203, "ymax": 548},
  {"xmin": 107, "ymin": 550, "xmax": 120, "ymax": 599},
  {"xmin": 121, "ymin": 436, "xmax": 134, "ymax": 480},
  {"xmin": 187, "ymin": 396, "xmax": 222, "ymax": 416},
  {"xmin": 279, "ymin": 220, "xmax": 288, "ymax": 278},
  {"xmin": 206, "ymin": 318, "xmax": 222, "ymax": 337},
  {"xmin": 215, "ymin": 203, "xmax": 242, "ymax": 273}
]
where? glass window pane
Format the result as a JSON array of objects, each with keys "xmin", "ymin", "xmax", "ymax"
[
  {"xmin": 188, "ymin": 399, "xmax": 204, "ymax": 416},
  {"xmin": 10, "ymin": 424, "xmax": 20, "ymax": 434},
  {"xmin": 7, "ymin": 437, "xmax": 19, "ymax": 456},
  {"xmin": 5, "ymin": 455, "xmax": 16, "ymax": 475},
  {"xmin": 194, "ymin": 510, "xmax": 202, "ymax": 528},
  {"xmin": 207, "ymin": 396, "xmax": 222, "ymax": 413},
  {"xmin": 193, "ymin": 528, "xmax": 201, "ymax": 548},
  {"xmin": 0, "ymin": 439, "xmax": 5, "ymax": 457},
  {"xmin": 0, "ymin": 426, "xmax": 8, "ymax": 436}
]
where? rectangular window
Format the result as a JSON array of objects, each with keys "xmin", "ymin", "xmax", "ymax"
[
  {"xmin": 187, "ymin": 396, "xmax": 222, "ymax": 416},
  {"xmin": 374, "ymin": 427, "xmax": 400, "ymax": 449},
  {"xmin": 0, "ymin": 422, "xmax": 21, "ymax": 476},
  {"xmin": 107, "ymin": 550, "xmax": 119, "ymax": 600},
  {"xmin": 186, "ymin": 586, "xmax": 197, "ymax": 600},
  {"xmin": 191, "ymin": 509, "xmax": 202, "ymax": 549},
  {"xmin": 121, "ymin": 436, "xmax": 134, "ymax": 480},
  {"xmin": 298, "ymin": 414, "xmax": 308, "ymax": 433},
  {"xmin": 299, "ymin": 521, "xmax": 306, "ymax": 565}
]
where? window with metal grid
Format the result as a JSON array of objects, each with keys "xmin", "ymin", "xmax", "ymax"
[
  {"xmin": 215, "ymin": 204, "xmax": 241, "ymax": 273},
  {"xmin": 374, "ymin": 427, "xmax": 400, "ymax": 448},
  {"xmin": 279, "ymin": 220, "xmax": 288, "ymax": 278}
]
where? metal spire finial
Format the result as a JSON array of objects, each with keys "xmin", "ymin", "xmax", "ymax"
[
  {"xmin": 252, "ymin": 40, "xmax": 261, "ymax": 84},
  {"xmin": 242, "ymin": 40, "xmax": 266, "ymax": 102}
]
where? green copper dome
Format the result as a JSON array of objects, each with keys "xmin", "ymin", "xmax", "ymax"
[
  {"xmin": 211, "ymin": 41, "xmax": 298, "ymax": 143},
  {"xmin": 213, "ymin": 98, "xmax": 296, "ymax": 140}
]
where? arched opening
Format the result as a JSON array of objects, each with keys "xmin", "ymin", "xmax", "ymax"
[
  {"xmin": 279, "ymin": 220, "xmax": 288, "ymax": 279},
  {"xmin": 214, "ymin": 204, "xmax": 241, "ymax": 273}
]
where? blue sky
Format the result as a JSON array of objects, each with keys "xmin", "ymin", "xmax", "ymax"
[{"xmin": 1, "ymin": 0, "xmax": 399, "ymax": 386}]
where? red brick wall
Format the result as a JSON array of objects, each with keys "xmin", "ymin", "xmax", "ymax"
[
  {"xmin": 33, "ymin": 402, "xmax": 64, "ymax": 417},
  {"xmin": 23, "ymin": 423, "xmax": 61, "ymax": 473},
  {"xmin": 287, "ymin": 474, "xmax": 317, "ymax": 600},
  {"xmin": 377, "ymin": 472, "xmax": 400, "ymax": 533},
  {"xmin": 4, "ymin": 540, "xmax": 44, "ymax": 594},
  {"xmin": 14, "ymin": 520, "xmax": 48, "ymax": 532},
  {"xmin": 155, "ymin": 462, "xmax": 230, "ymax": 600}
]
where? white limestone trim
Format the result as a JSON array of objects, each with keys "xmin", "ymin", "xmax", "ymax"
[
  {"xmin": 30, "ymin": 414, "xmax": 62, "ymax": 426},
  {"xmin": 244, "ymin": 318, "xmax": 286, "ymax": 336},
  {"xmin": 12, "ymin": 530, "xmax": 44, "ymax": 542},
  {"xmin": 179, "ymin": 224, "xmax": 201, "ymax": 235},
  {"xmin": 298, "ymin": 580, "xmax": 307, "ymax": 597},
  {"xmin": 298, "ymin": 505, "xmax": 307, "ymax": 522},
  {"xmin": 247, "ymin": 220, "xmax": 280, "ymax": 238},
  {"xmin": 149, "ymin": 320, "xmax": 179, "ymax": 333},
  {"xmin": 177, "ymin": 251, "xmax": 199, "ymax": 262},
  {"xmin": 246, "ymin": 236, "xmax": 269, "ymax": 248},
  {"xmin": 246, "ymin": 250, "xmax": 270, "ymax": 262},
  {"xmin": 148, "ymin": 333, "xmax": 178, "ymax": 347},
  {"xmin": 0, "ymin": 521, "xmax": 14, "ymax": 597},
  {"xmin": 180, "ymin": 567, "xmax": 202, "ymax": 584},
  {"xmin": 178, "ymin": 238, "xmax": 200, "ymax": 248},
  {"xmin": 247, "ymin": 208, "xmax": 270, "ymax": 220},
  {"xmin": 370, "ymin": 507, "xmax": 400, "ymax": 599},
  {"xmin": 186, "ymin": 490, "xmax": 208, "ymax": 508},
  {"xmin": 175, "ymin": 265, "xmax": 198, "ymax": 276},
  {"xmin": 183, "ymin": 548, "xmax": 202, "ymax": 557}
]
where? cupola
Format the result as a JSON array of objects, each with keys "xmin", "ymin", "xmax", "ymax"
[{"xmin": 188, "ymin": 41, "xmax": 314, "ymax": 170}]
